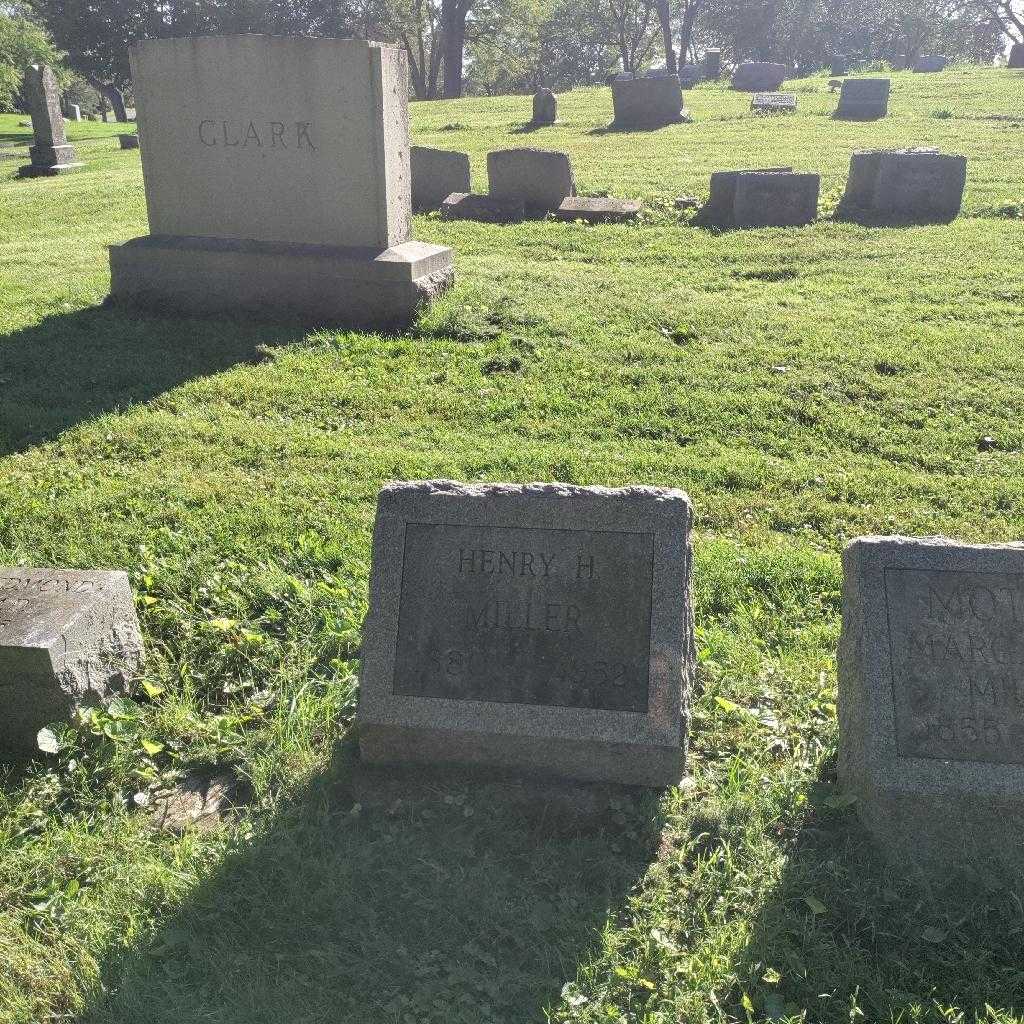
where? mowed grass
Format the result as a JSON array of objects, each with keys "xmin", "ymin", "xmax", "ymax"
[{"xmin": 0, "ymin": 67, "xmax": 1023, "ymax": 1024}]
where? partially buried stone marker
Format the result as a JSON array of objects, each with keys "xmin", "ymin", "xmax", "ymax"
[
  {"xmin": 108, "ymin": 35, "xmax": 453, "ymax": 326},
  {"xmin": 411, "ymin": 145, "xmax": 470, "ymax": 211},
  {"xmin": 18, "ymin": 65, "xmax": 82, "ymax": 177},
  {"xmin": 0, "ymin": 569, "xmax": 144, "ymax": 755},
  {"xmin": 835, "ymin": 77, "xmax": 890, "ymax": 119},
  {"xmin": 751, "ymin": 92, "xmax": 796, "ymax": 113},
  {"xmin": 358, "ymin": 481, "xmax": 694, "ymax": 786},
  {"xmin": 839, "ymin": 537, "xmax": 1024, "ymax": 870}
]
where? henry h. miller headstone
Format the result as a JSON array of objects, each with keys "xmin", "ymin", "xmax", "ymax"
[
  {"xmin": 1, "ymin": 568, "xmax": 144, "ymax": 755},
  {"xmin": 839, "ymin": 537, "xmax": 1024, "ymax": 870},
  {"xmin": 109, "ymin": 35, "xmax": 453, "ymax": 326},
  {"xmin": 358, "ymin": 481, "xmax": 694, "ymax": 786},
  {"xmin": 18, "ymin": 65, "xmax": 82, "ymax": 177}
]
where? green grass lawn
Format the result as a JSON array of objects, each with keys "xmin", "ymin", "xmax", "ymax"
[{"xmin": 1, "ymin": 66, "xmax": 1023, "ymax": 1024}]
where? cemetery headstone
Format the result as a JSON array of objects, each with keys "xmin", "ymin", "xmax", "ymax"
[
  {"xmin": 678, "ymin": 64, "xmax": 703, "ymax": 89},
  {"xmin": 751, "ymin": 92, "xmax": 797, "ymax": 113},
  {"xmin": 644, "ymin": 68, "xmax": 672, "ymax": 79},
  {"xmin": 611, "ymin": 76, "xmax": 688, "ymax": 128},
  {"xmin": 357, "ymin": 480, "xmax": 694, "ymax": 786},
  {"xmin": 108, "ymin": 35, "xmax": 453, "ymax": 326},
  {"xmin": 531, "ymin": 88, "xmax": 557, "ymax": 125},
  {"xmin": 18, "ymin": 65, "xmax": 82, "ymax": 178},
  {"xmin": 0, "ymin": 568, "xmax": 144, "ymax": 755},
  {"xmin": 441, "ymin": 192, "xmax": 525, "ymax": 223},
  {"xmin": 118, "ymin": 133, "xmax": 140, "ymax": 150},
  {"xmin": 834, "ymin": 77, "xmax": 890, "ymax": 119},
  {"xmin": 913, "ymin": 54, "xmax": 948, "ymax": 72},
  {"xmin": 487, "ymin": 147, "xmax": 576, "ymax": 213},
  {"xmin": 1009, "ymin": 43, "xmax": 1024, "ymax": 68},
  {"xmin": 698, "ymin": 166, "xmax": 793, "ymax": 228},
  {"xmin": 732, "ymin": 170, "xmax": 819, "ymax": 227},
  {"xmin": 703, "ymin": 49, "xmax": 722, "ymax": 79},
  {"xmin": 839, "ymin": 536, "xmax": 1024, "ymax": 869},
  {"xmin": 830, "ymin": 55, "xmax": 849, "ymax": 76},
  {"xmin": 411, "ymin": 145, "xmax": 471, "ymax": 211},
  {"xmin": 68, "ymin": 104, "xmax": 82, "ymax": 121},
  {"xmin": 842, "ymin": 147, "xmax": 967, "ymax": 223},
  {"xmin": 554, "ymin": 196, "xmax": 641, "ymax": 223},
  {"xmin": 731, "ymin": 61, "xmax": 789, "ymax": 91}
]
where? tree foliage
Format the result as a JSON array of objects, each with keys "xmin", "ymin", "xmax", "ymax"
[{"xmin": 0, "ymin": 7, "xmax": 62, "ymax": 112}]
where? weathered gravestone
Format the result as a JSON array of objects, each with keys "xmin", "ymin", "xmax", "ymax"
[
  {"xmin": 1009, "ymin": 43, "xmax": 1024, "ymax": 68},
  {"xmin": 913, "ymin": 54, "xmax": 948, "ymax": 72},
  {"xmin": 703, "ymin": 49, "xmax": 722, "ymax": 79},
  {"xmin": 752, "ymin": 92, "xmax": 797, "ymax": 114},
  {"xmin": 678, "ymin": 65, "xmax": 703, "ymax": 89},
  {"xmin": 554, "ymin": 196, "xmax": 641, "ymax": 223},
  {"xmin": 487, "ymin": 147, "xmax": 576, "ymax": 213},
  {"xmin": 698, "ymin": 166, "xmax": 792, "ymax": 228},
  {"xmin": 67, "ymin": 104, "xmax": 82, "ymax": 121},
  {"xmin": 411, "ymin": 145, "xmax": 470, "ymax": 211},
  {"xmin": 839, "ymin": 537, "xmax": 1024, "ymax": 869},
  {"xmin": 835, "ymin": 77, "xmax": 890, "ymax": 119},
  {"xmin": 732, "ymin": 171, "xmax": 819, "ymax": 228},
  {"xmin": 731, "ymin": 62, "xmax": 789, "ymax": 92},
  {"xmin": 842, "ymin": 147, "xmax": 967, "ymax": 222},
  {"xmin": 611, "ymin": 76, "xmax": 688, "ymax": 128},
  {"xmin": 118, "ymin": 133, "xmax": 140, "ymax": 150},
  {"xmin": 441, "ymin": 192, "xmax": 525, "ymax": 223},
  {"xmin": 830, "ymin": 55, "xmax": 849, "ymax": 76},
  {"xmin": 531, "ymin": 88, "xmax": 557, "ymax": 125},
  {"xmin": 108, "ymin": 35, "xmax": 453, "ymax": 326},
  {"xmin": 358, "ymin": 481, "xmax": 694, "ymax": 786},
  {"xmin": 0, "ymin": 569, "xmax": 144, "ymax": 755},
  {"xmin": 18, "ymin": 65, "xmax": 82, "ymax": 177}
]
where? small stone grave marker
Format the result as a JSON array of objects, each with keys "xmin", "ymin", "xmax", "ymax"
[
  {"xmin": 703, "ymin": 49, "xmax": 722, "ymax": 79},
  {"xmin": 358, "ymin": 481, "xmax": 694, "ymax": 786},
  {"xmin": 487, "ymin": 147, "xmax": 575, "ymax": 213},
  {"xmin": 0, "ymin": 568, "xmax": 144, "ymax": 755},
  {"xmin": 751, "ymin": 92, "xmax": 797, "ymax": 113},
  {"xmin": 835, "ymin": 77, "xmax": 890, "ymax": 119},
  {"xmin": 731, "ymin": 62, "xmax": 789, "ymax": 92},
  {"xmin": 839, "ymin": 537, "xmax": 1024, "ymax": 869},
  {"xmin": 531, "ymin": 88, "xmax": 557, "ymax": 125},
  {"xmin": 411, "ymin": 146, "xmax": 470, "ymax": 211},
  {"xmin": 118, "ymin": 133, "xmax": 140, "ymax": 150}
]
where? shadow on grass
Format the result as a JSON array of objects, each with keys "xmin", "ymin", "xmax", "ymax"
[
  {"xmin": 721, "ymin": 760, "xmax": 1024, "ymax": 1022},
  {"xmin": 0, "ymin": 305, "xmax": 306, "ymax": 456},
  {"xmin": 76, "ymin": 743, "xmax": 664, "ymax": 1024}
]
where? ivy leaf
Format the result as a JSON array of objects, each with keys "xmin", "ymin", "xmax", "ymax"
[
  {"xmin": 141, "ymin": 680, "xmax": 165, "ymax": 699},
  {"xmin": 37, "ymin": 727, "xmax": 61, "ymax": 754},
  {"xmin": 141, "ymin": 739, "xmax": 164, "ymax": 756},
  {"xmin": 803, "ymin": 895, "xmax": 827, "ymax": 915},
  {"xmin": 209, "ymin": 617, "xmax": 238, "ymax": 631}
]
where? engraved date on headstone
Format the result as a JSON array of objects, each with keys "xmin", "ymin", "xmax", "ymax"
[
  {"xmin": 885, "ymin": 568, "xmax": 1024, "ymax": 764},
  {"xmin": 392, "ymin": 523, "xmax": 654, "ymax": 711}
]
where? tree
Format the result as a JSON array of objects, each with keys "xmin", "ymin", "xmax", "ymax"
[
  {"xmin": 604, "ymin": 0, "xmax": 658, "ymax": 71},
  {"xmin": 654, "ymin": 0, "xmax": 675, "ymax": 69},
  {"xmin": 0, "ymin": 7, "xmax": 62, "ymax": 112}
]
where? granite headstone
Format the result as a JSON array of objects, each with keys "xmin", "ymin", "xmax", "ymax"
[
  {"xmin": 611, "ymin": 76, "xmax": 687, "ymax": 128},
  {"xmin": 842, "ymin": 147, "xmax": 967, "ymax": 222},
  {"xmin": 531, "ymin": 88, "xmax": 557, "ymax": 125},
  {"xmin": 835, "ymin": 77, "xmax": 890, "ymax": 119},
  {"xmin": 18, "ymin": 65, "xmax": 82, "ymax": 177},
  {"xmin": 487, "ymin": 147, "xmax": 576, "ymax": 212},
  {"xmin": 411, "ymin": 145, "xmax": 471, "ymax": 211}
]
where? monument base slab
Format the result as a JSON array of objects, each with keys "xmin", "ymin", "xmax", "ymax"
[{"xmin": 109, "ymin": 235, "xmax": 454, "ymax": 326}]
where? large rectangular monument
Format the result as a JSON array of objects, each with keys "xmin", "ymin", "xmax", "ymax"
[
  {"xmin": 109, "ymin": 35, "xmax": 453, "ymax": 326},
  {"xmin": 358, "ymin": 481, "xmax": 694, "ymax": 786},
  {"xmin": 839, "ymin": 537, "xmax": 1024, "ymax": 870}
]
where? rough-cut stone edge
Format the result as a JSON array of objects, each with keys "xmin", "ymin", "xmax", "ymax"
[
  {"xmin": 839, "ymin": 535, "xmax": 1024, "ymax": 872},
  {"xmin": 358, "ymin": 480, "xmax": 693, "ymax": 788}
]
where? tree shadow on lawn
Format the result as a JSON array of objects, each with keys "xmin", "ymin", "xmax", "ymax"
[
  {"xmin": 722, "ymin": 760, "xmax": 1024, "ymax": 1022},
  {"xmin": 77, "ymin": 743, "xmax": 665, "ymax": 1024},
  {"xmin": 0, "ymin": 305, "xmax": 305, "ymax": 456}
]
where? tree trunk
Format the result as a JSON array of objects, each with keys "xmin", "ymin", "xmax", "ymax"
[
  {"xmin": 678, "ymin": 0, "xmax": 701, "ymax": 64},
  {"xmin": 655, "ymin": 0, "xmax": 676, "ymax": 70},
  {"xmin": 86, "ymin": 76, "xmax": 128, "ymax": 122},
  {"xmin": 441, "ymin": 0, "xmax": 468, "ymax": 98}
]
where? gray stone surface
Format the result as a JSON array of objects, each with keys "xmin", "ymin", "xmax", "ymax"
[
  {"xmin": 842, "ymin": 148, "xmax": 966, "ymax": 222},
  {"xmin": 732, "ymin": 171, "xmax": 819, "ymax": 228},
  {"xmin": 611, "ymin": 76, "xmax": 687, "ymax": 128},
  {"xmin": 68, "ymin": 104, "xmax": 82, "ymax": 121},
  {"xmin": 440, "ymin": 192, "xmax": 526, "ymax": 223},
  {"xmin": 0, "ymin": 568, "xmax": 144, "ymax": 755},
  {"xmin": 677, "ymin": 64, "xmax": 703, "ymax": 89},
  {"xmin": 751, "ymin": 92, "xmax": 797, "ymax": 113},
  {"xmin": 835, "ymin": 77, "xmax": 890, "ymax": 119},
  {"xmin": 118, "ymin": 133, "xmax": 140, "ymax": 150},
  {"xmin": 487, "ymin": 147, "xmax": 576, "ymax": 212},
  {"xmin": 108, "ymin": 34, "xmax": 452, "ymax": 325},
  {"xmin": 554, "ymin": 196, "xmax": 641, "ymax": 223},
  {"xmin": 531, "ymin": 88, "xmax": 557, "ymax": 125},
  {"xmin": 1009, "ymin": 43, "xmax": 1024, "ymax": 68},
  {"xmin": 18, "ymin": 65, "xmax": 82, "ymax": 177},
  {"xmin": 699, "ymin": 166, "xmax": 793, "ymax": 228},
  {"xmin": 703, "ymin": 49, "xmax": 722, "ymax": 79},
  {"xmin": 358, "ymin": 480, "xmax": 694, "ymax": 786},
  {"xmin": 913, "ymin": 54, "xmax": 948, "ymax": 72},
  {"xmin": 731, "ymin": 61, "xmax": 789, "ymax": 92},
  {"xmin": 411, "ymin": 145, "xmax": 470, "ymax": 211},
  {"xmin": 839, "ymin": 536, "xmax": 1024, "ymax": 871},
  {"xmin": 830, "ymin": 55, "xmax": 849, "ymax": 76}
]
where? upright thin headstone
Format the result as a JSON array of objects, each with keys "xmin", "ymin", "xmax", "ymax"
[
  {"xmin": 358, "ymin": 481, "xmax": 694, "ymax": 786},
  {"xmin": 703, "ymin": 49, "xmax": 722, "ymax": 79},
  {"xmin": 108, "ymin": 35, "xmax": 453, "ymax": 326},
  {"xmin": 1008, "ymin": 43, "xmax": 1024, "ymax": 68},
  {"xmin": 1, "ymin": 568, "xmax": 144, "ymax": 755},
  {"xmin": 830, "ymin": 55, "xmax": 849, "ymax": 76},
  {"xmin": 839, "ymin": 537, "xmax": 1024, "ymax": 870},
  {"xmin": 18, "ymin": 65, "xmax": 82, "ymax": 177},
  {"xmin": 531, "ymin": 88, "xmax": 557, "ymax": 125}
]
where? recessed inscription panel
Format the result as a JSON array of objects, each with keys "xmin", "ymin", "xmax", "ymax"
[
  {"xmin": 392, "ymin": 523, "xmax": 654, "ymax": 711},
  {"xmin": 885, "ymin": 568, "xmax": 1024, "ymax": 765}
]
